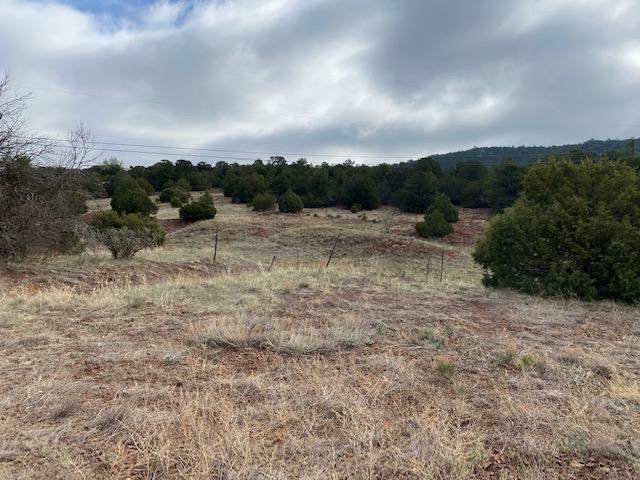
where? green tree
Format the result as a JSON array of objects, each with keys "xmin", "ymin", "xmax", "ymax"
[
  {"xmin": 398, "ymin": 171, "xmax": 438, "ymax": 212},
  {"xmin": 160, "ymin": 186, "xmax": 189, "ymax": 204},
  {"xmin": 270, "ymin": 173, "xmax": 291, "ymax": 197},
  {"xmin": 474, "ymin": 159, "xmax": 640, "ymax": 302},
  {"xmin": 341, "ymin": 175, "xmax": 380, "ymax": 210},
  {"xmin": 136, "ymin": 177, "xmax": 155, "ymax": 195},
  {"xmin": 416, "ymin": 210, "xmax": 453, "ymax": 238},
  {"xmin": 232, "ymin": 174, "xmax": 268, "ymax": 203},
  {"xmin": 252, "ymin": 192, "xmax": 276, "ymax": 211},
  {"xmin": 176, "ymin": 177, "xmax": 192, "ymax": 192},
  {"xmin": 427, "ymin": 193, "xmax": 458, "ymax": 223},
  {"xmin": 179, "ymin": 192, "xmax": 217, "ymax": 222},
  {"xmin": 111, "ymin": 176, "xmax": 157, "ymax": 216},
  {"xmin": 482, "ymin": 162, "xmax": 526, "ymax": 212},
  {"xmin": 278, "ymin": 189, "xmax": 304, "ymax": 213},
  {"xmin": 170, "ymin": 195, "xmax": 184, "ymax": 208}
]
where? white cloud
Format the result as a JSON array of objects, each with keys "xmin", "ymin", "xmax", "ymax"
[{"xmin": 0, "ymin": 0, "xmax": 639, "ymax": 165}]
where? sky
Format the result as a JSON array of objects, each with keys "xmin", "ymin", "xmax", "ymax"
[{"xmin": 1, "ymin": 0, "xmax": 639, "ymax": 166}]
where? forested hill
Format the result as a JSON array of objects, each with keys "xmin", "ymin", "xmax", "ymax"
[{"xmin": 431, "ymin": 137, "xmax": 638, "ymax": 168}]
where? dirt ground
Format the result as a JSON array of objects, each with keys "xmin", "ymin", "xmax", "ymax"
[{"xmin": 1, "ymin": 193, "xmax": 638, "ymax": 479}]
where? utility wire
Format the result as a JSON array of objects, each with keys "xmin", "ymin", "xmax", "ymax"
[{"xmin": 31, "ymin": 135, "xmax": 629, "ymax": 163}]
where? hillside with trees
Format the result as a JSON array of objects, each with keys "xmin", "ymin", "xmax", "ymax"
[{"xmin": 432, "ymin": 137, "xmax": 639, "ymax": 168}]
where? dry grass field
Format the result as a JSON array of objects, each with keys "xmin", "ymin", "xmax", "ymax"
[{"xmin": 1, "ymin": 191, "xmax": 639, "ymax": 479}]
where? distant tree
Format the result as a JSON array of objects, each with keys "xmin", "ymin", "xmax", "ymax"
[
  {"xmin": 340, "ymin": 175, "xmax": 380, "ymax": 210},
  {"xmin": 160, "ymin": 186, "xmax": 189, "ymax": 204},
  {"xmin": 460, "ymin": 181, "xmax": 487, "ymax": 208},
  {"xmin": 101, "ymin": 157, "xmax": 124, "ymax": 174},
  {"xmin": 278, "ymin": 189, "xmax": 304, "ymax": 213},
  {"xmin": 455, "ymin": 162, "xmax": 488, "ymax": 182},
  {"xmin": 482, "ymin": 162, "xmax": 526, "ymax": 212},
  {"xmin": 146, "ymin": 160, "xmax": 177, "ymax": 191},
  {"xmin": 627, "ymin": 138, "xmax": 637, "ymax": 157},
  {"xmin": 398, "ymin": 171, "xmax": 438, "ymax": 212},
  {"xmin": 416, "ymin": 210, "xmax": 453, "ymax": 238},
  {"xmin": 271, "ymin": 173, "xmax": 291, "ymax": 197},
  {"xmin": 427, "ymin": 193, "xmax": 458, "ymax": 223},
  {"xmin": 169, "ymin": 195, "xmax": 184, "ymax": 208},
  {"xmin": 303, "ymin": 169, "xmax": 331, "ymax": 207},
  {"xmin": 252, "ymin": 192, "xmax": 276, "ymax": 211},
  {"xmin": 111, "ymin": 176, "xmax": 157, "ymax": 216},
  {"xmin": 188, "ymin": 170, "xmax": 212, "ymax": 191},
  {"xmin": 474, "ymin": 159, "xmax": 640, "ymax": 302},
  {"xmin": 438, "ymin": 173, "xmax": 464, "ymax": 205},
  {"xmin": 415, "ymin": 157, "xmax": 443, "ymax": 176},
  {"xmin": 232, "ymin": 174, "xmax": 268, "ymax": 203},
  {"xmin": 222, "ymin": 174, "xmax": 239, "ymax": 199},
  {"xmin": 176, "ymin": 177, "xmax": 192, "ymax": 192},
  {"xmin": 136, "ymin": 177, "xmax": 155, "ymax": 195},
  {"xmin": 104, "ymin": 169, "xmax": 130, "ymax": 196},
  {"xmin": 175, "ymin": 159, "xmax": 194, "ymax": 178},
  {"xmin": 179, "ymin": 192, "xmax": 217, "ymax": 222}
]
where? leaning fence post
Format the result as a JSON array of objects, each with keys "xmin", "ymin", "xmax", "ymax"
[
  {"xmin": 426, "ymin": 255, "xmax": 431, "ymax": 283},
  {"xmin": 268, "ymin": 255, "xmax": 276, "ymax": 272},
  {"xmin": 326, "ymin": 241, "xmax": 338, "ymax": 269},
  {"xmin": 440, "ymin": 247, "xmax": 445, "ymax": 282},
  {"xmin": 214, "ymin": 227, "xmax": 219, "ymax": 263}
]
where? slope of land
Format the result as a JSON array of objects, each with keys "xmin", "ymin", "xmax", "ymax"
[
  {"xmin": 432, "ymin": 137, "xmax": 638, "ymax": 168},
  {"xmin": 1, "ymin": 192, "xmax": 639, "ymax": 479}
]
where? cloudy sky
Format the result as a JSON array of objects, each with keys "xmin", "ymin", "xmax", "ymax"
[{"xmin": 1, "ymin": 0, "xmax": 639, "ymax": 165}]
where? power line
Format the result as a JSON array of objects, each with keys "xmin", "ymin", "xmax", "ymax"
[{"xmin": 32, "ymin": 134, "xmax": 630, "ymax": 162}]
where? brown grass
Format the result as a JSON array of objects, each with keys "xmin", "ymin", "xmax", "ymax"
[{"xmin": 1, "ymin": 194, "xmax": 639, "ymax": 479}]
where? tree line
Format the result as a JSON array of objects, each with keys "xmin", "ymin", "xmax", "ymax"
[{"xmin": 89, "ymin": 155, "xmax": 530, "ymax": 215}]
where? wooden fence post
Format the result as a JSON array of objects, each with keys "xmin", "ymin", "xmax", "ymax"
[
  {"xmin": 440, "ymin": 247, "xmax": 445, "ymax": 282},
  {"xmin": 214, "ymin": 227, "xmax": 219, "ymax": 263},
  {"xmin": 326, "ymin": 241, "xmax": 338, "ymax": 269},
  {"xmin": 268, "ymin": 255, "xmax": 276, "ymax": 272},
  {"xmin": 296, "ymin": 249, "xmax": 300, "ymax": 270},
  {"xmin": 426, "ymin": 255, "xmax": 431, "ymax": 283}
]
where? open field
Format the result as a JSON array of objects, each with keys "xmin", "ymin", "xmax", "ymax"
[{"xmin": 1, "ymin": 191, "xmax": 639, "ymax": 479}]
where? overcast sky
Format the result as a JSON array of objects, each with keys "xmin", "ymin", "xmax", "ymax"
[{"xmin": 1, "ymin": 0, "xmax": 639, "ymax": 165}]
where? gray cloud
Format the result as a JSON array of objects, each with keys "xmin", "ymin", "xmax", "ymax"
[{"xmin": 1, "ymin": 0, "xmax": 639, "ymax": 165}]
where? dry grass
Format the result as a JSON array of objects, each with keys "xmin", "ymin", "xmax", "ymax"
[{"xmin": 1, "ymin": 193, "xmax": 639, "ymax": 479}]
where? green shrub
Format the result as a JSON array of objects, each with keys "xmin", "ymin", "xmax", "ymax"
[
  {"xmin": 416, "ymin": 210, "xmax": 454, "ymax": 238},
  {"xmin": 350, "ymin": 204, "xmax": 362, "ymax": 213},
  {"xmin": 278, "ymin": 189, "xmax": 304, "ymax": 213},
  {"xmin": 136, "ymin": 177, "xmax": 155, "ymax": 195},
  {"xmin": 427, "ymin": 193, "xmax": 458, "ymax": 223},
  {"xmin": 90, "ymin": 211, "xmax": 165, "ymax": 259},
  {"xmin": 160, "ymin": 187, "xmax": 189, "ymax": 204},
  {"xmin": 176, "ymin": 177, "xmax": 192, "ymax": 192},
  {"xmin": 159, "ymin": 187, "xmax": 174, "ymax": 203},
  {"xmin": 252, "ymin": 192, "xmax": 276, "ymax": 211},
  {"xmin": 169, "ymin": 196, "xmax": 183, "ymax": 208},
  {"xmin": 179, "ymin": 192, "xmax": 217, "ymax": 222},
  {"xmin": 434, "ymin": 356, "xmax": 455, "ymax": 380},
  {"xmin": 474, "ymin": 159, "xmax": 640, "ymax": 302},
  {"xmin": 111, "ymin": 178, "xmax": 157, "ymax": 216}
]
